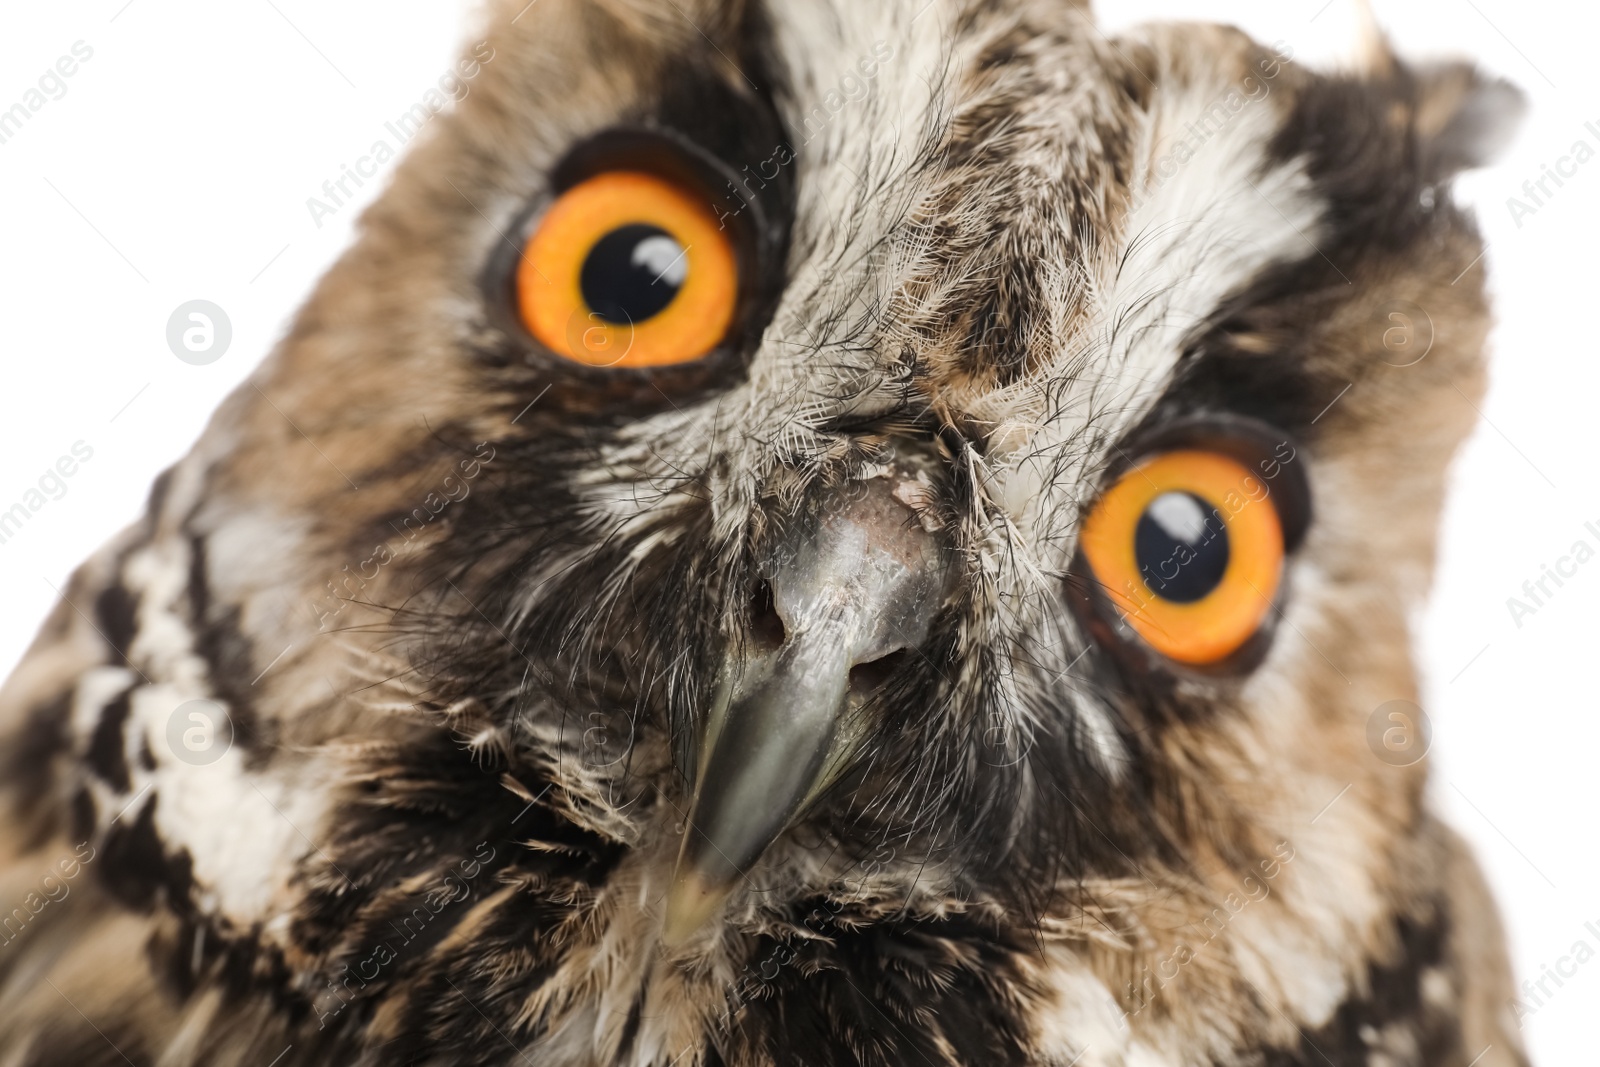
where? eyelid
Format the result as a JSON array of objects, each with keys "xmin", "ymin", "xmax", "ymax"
[{"xmin": 1101, "ymin": 415, "xmax": 1312, "ymax": 553}]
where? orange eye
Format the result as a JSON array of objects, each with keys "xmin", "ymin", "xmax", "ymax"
[
  {"xmin": 516, "ymin": 171, "xmax": 738, "ymax": 368},
  {"xmin": 1078, "ymin": 450, "xmax": 1284, "ymax": 666}
]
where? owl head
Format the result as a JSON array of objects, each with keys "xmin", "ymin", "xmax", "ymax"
[{"xmin": 0, "ymin": 0, "xmax": 1528, "ymax": 1063}]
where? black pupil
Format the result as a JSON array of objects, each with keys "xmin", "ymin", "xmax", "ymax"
[
  {"xmin": 1134, "ymin": 491, "xmax": 1229, "ymax": 604},
  {"xmin": 579, "ymin": 223, "xmax": 687, "ymax": 325}
]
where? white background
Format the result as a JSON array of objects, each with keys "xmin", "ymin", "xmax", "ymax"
[{"xmin": 0, "ymin": 0, "xmax": 1592, "ymax": 1060}]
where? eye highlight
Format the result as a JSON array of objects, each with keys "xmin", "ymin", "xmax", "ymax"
[
  {"xmin": 516, "ymin": 170, "xmax": 738, "ymax": 368},
  {"xmin": 1078, "ymin": 450, "xmax": 1285, "ymax": 666}
]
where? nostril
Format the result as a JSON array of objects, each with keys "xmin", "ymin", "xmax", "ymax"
[
  {"xmin": 748, "ymin": 579, "xmax": 786, "ymax": 652},
  {"xmin": 848, "ymin": 649, "xmax": 908, "ymax": 702}
]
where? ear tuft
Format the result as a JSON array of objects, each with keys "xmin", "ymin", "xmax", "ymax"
[
  {"xmin": 1414, "ymin": 62, "xmax": 1526, "ymax": 178},
  {"xmin": 1349, "ymin": 0, "xmax": 1397, "ymax": 79}
]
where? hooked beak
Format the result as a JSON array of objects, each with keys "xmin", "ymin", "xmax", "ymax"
[{"xmin": 663, "ymin": 455, "xmax": 951, "ymax": 945}]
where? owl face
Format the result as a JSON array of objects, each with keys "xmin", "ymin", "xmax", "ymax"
[
  {"xmin": 354, "ymin": 0, "xmax": 1509, "ymax": 931},
  {"xmin": 0, "ymin": 0, "xmax": 1527, "ymax": 1064}
]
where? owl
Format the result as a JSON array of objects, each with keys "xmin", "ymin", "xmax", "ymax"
[{"xmin": 0, "ymin": 0, "xmax": 1527, "ymax": 1064}]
